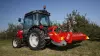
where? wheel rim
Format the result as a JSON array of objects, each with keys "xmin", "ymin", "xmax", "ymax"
[
  {"xmin": 29, "ymin": 33, "xmax": 39, "ymax": 47},
  {"xmin": 13, "ymin": 39, "xmax": 17, "ymax": 47}
]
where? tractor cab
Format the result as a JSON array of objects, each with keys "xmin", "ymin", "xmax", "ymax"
[
  {"xmin": 23, "ymin": 9, "xmax": 51, "ymax": 29},
  {"xmin": 17, "ymin": 6, "xmax": 51, "ymax": 36},
  {"xmin": 18, "ymin": 6, "xmax": 51, "ymax": 30}
]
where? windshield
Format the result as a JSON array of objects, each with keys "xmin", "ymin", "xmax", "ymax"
[
  {"xmin": 40, "ymin": 14, "xmax": 50, "ymax": 26},
  {"xmin": 24, "ymin": 15, "xmax": 33, "ymax": 29}
]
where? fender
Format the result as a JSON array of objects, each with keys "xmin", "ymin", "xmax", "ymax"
[{"xmin": 17, "ymin": 30, "xmax": 23, "ymax": 39}]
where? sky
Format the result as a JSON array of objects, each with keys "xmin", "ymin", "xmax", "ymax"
[{"xmin": 0, "ymin": 0, "xmax": 100, "ymax": 31}]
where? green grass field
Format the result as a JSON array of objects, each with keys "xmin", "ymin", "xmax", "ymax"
[{"xmin": 0, "ymin": 40, "xmax": 100, "ymax": 56}]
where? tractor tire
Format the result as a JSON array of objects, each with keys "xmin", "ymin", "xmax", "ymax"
[
  {"xmin": 28, "ymin": 28, "xmax": 46, "ymax": 50},
  {"xmin": 12, "ymin": 37, "xmax": 21, "ymax": 48}
]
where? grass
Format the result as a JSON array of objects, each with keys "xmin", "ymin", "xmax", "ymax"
[{"xmin": 0, "ymin": 40, "xmax": 100, "ymax": 56}]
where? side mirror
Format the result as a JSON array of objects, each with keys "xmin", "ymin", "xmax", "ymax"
[{"xmin": 18, "ymin": 18, "xmax": 21, "ymax": 22}]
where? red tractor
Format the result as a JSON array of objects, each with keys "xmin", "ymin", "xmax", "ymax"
[{"xmin": 12, "ymin": 6, "xmax": 89, "ymax": 50}]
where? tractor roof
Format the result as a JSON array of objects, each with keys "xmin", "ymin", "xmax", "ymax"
[{"xmin": 25, "ymin": 10, "xmax": 50, "ymax": 17}]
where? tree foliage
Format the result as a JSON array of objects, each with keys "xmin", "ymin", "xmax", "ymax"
[
  {"xmin": 0, "ymin": 23, "xmax": 17, "ymax": 40},
  {"xmin": 51, "ymin": 21, "xmax": 61, "ymax": 26},
  {"xmin": 62, "ymin": 10, "xmax": 100, "ymax": 39}
]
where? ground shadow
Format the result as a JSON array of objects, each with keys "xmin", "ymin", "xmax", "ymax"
[
  {"xmin": 89, "ymin": 38, "xmax": 100, "ymax": 42},
  {"xmin": 46, "ymin": 43, "xmax": 81, "ymax": 51}
]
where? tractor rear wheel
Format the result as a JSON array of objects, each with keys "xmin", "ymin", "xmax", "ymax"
[
  {"xmin": 28, "ymin": 28, "xmax": 46, "ymax": 50},
  {"xmin": 12, "ymin": 37, "xmax": 21, "ymax": 48}
]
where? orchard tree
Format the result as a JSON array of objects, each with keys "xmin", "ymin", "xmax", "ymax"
[{"xmin": 62, "ymin": 10, "xmax": 100, "ymax": 39}]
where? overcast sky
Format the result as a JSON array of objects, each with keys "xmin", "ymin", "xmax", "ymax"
[{"xmin": 0, "ymin": 0, "xmax": 100, "ymax": 31}]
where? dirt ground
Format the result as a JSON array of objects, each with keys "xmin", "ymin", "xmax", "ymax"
[{"xmin": 0, "ymin": 40, "xmax": 100, "ymax": 56}]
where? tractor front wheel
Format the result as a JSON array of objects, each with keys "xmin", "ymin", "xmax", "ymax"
[{"xmin": 12, "ymin": 37, "xmax": 21, "ymax": 48}]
